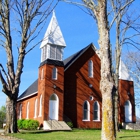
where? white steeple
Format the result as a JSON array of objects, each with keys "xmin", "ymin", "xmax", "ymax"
[
  {"xmin": 40, "ymin": 11, "xmax": 66, "ymax": 62},
  {"xmin": 40, "ymin": 11, "xmax": 66, "ymax": 48},
  {"xmin": 119, "ymin": 60, "xmax": 133, "ymax": 81}
]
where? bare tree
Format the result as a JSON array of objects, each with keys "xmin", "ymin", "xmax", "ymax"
[
  {"xmin": 124, "ymin": 51, "xmax": 140, "ymax": 106},
  {"xmin": 0, "ymin": 0, "xmax": 58, "ymax": 133},
  {"xmin": 109, "ymin": 0, "xmax": 140, "ymax": 132},
  {"xmin": 79, "ymin": 1, "xmax": 116, "ymax": 139},
  {"xmin": 62, "ymin": 0, "xmax": 140, "ymax": 139}
]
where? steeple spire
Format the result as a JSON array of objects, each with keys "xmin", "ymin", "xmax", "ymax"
[
  {"xmin": 40, "ymin": 11, "xmax": 66, "ymax": 48},
  {"xmin": 40, "ymin": 11, "xmax": 66, "ymax": 62}
]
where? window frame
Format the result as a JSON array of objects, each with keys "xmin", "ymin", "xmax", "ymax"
[
  {"xmin": 83, "ymin": 100, "xmax": 90, "ymax": 121},
  {"xmin": 88, "ymin": 60, "xmax": 93, "ymax": 78},
  {"xmin": 38, "ymin": 95, "xmax": 42, "ymax": 117},
  {"xmin": 93, "ymin": 101, "xmax": 100, "ymax": 121},
  {"xmin": 52, "ymin": 67, "xmax": 57, "ymax": 80}
]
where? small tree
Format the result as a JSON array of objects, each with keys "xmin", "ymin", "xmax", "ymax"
[{"xmin": 0, "ymin": 106, "xmax": 6, "ymax": 128}]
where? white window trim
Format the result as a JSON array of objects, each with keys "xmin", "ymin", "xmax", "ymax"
[
  {"xmin": 19, "ymin": 104, "xmax": 22, "ymax": 119},
  {"xmin": 41, "ymin": 69, "xmax": 44, "ymax": 80},
  {"xmin": 26, "ymin": 102, "xmax": 29, "ymax": 119},
  {"xmin": 34, "ymin": 99, "xmax": 38, "ymax": 118},
  {"xmin": 38, "ymin": 95, "xmax": 42, "ymax": 117}
]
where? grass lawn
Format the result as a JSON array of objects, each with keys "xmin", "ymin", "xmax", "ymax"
[{"xmin": 9, "ymin": 129, "xmax": 140, "ymax": 140}]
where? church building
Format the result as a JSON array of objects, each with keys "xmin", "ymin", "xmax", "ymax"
[{"xmin": 17, "ymin": 12, "xmax": 136, "ymax": 129}]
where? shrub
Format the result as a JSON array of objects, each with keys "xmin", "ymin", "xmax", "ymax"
[
  {"xmin": 28, "ymin": 120, "xmax": 39, "ymax": 130},
  {"xmin": 17, "ymin": 119, "xmax": 25, "ymax": 129},
  {"xmin": 67, "ymin": 122, "xmax": 73, "ymax": 128},
  {"xmin": 17, "ymin": 119, "xmax": 39, "ymax": 130}
]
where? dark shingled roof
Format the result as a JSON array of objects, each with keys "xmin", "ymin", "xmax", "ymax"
[
  {"xmin": 18, "ymin": 79, "xmax": 38, "ymax": 101},
  {"xmin": 64, "ymin": 43, "xmax": 95, "ymax": 70},
  {"xmin": 40, "ymin": 59, "xmax": 64, "ymax": 67},
  {"xmin": 18, "ymin": 43, "xmax": 96, "ymax": 101}
]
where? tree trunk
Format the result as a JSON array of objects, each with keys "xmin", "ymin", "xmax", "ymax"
[
  {"xmin": 97, "ymin": 1, "xmax": 115, "ymax": 140},
  {"xmin": 5, "ymin": 97, "xmax": 17, "ymax": 133}
]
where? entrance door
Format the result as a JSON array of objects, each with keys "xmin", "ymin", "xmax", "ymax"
[
  {"xmin": 125, "ymin": 100, "xmax": 132, "ymax": 122},
  {"xmin": 49, "ymin": 94, "xmax": 59, "ymax": 120}
]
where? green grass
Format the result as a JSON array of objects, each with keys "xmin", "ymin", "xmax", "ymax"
[{"xmin": 9, "ymin": 129, "xmax": 140, "ymax": 140}]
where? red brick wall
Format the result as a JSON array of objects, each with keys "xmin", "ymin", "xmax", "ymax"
[
  {"xmin": 64, "ymin": 46, "xmax": 102, "ymax": 128},
  {"xmin": 119, "ymin": 79, "xmax": 136, "ymax": 123},
  {"xmin": 38, "ymin": 64, "xmax": 64, "ymax": 121},
  {"xmin": 17, "ymin": 62, "xmax": 64, "ymax": 126},
  {"xmin": 17, "ymin": 94, "xmax": 44, "ymax": 122}
]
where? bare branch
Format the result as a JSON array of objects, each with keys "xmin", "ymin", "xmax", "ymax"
[{"xmin": 109, "ymin": 0, "xmax": 134, "ymax": 29}]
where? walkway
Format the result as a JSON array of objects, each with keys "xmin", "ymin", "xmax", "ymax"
[{"xmin": 0, "ymin": 130, "xmax": 21, "ymax": 140}]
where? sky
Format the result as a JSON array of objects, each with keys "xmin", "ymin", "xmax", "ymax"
[{"xmin": 0, "ymin": 1, "xmax": 140, "ymax": 115}]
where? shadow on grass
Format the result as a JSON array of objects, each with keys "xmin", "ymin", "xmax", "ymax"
[
  {"xmin": 19, "ymin": 130, "xmax": 72, "ymax": 134},
  {"xmin": 119, "ymin": 135, "xmax": 140, "ymax": 139}
]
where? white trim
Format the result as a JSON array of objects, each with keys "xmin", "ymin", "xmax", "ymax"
[
  {"xmin": 17, "ymin": 92, "xmax": 38, "ymax": 101},
  {"xmin": 82, "ymin": 119, "xmax": 90, "ymax": 122},
  {"xmin": 39, "ymin": 94, "xmax": 43, "ymax": 117},
  {"xmin": 34, "ymin": 99, "xmax": 38, "ymax": 118},
  {"xmin": 19, "ymin": 104, "xmax": 22, "ymax": 119},
  {"xmin": 26, "ymin": 102, "xmax": 30, "ymax": 119}
]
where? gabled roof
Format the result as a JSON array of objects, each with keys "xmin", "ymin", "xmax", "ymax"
[
  {"xmin": 17, "ymin": 79, "xmax": 38, "ymax": 101},
  {"xmin": 64, "ymin": 43, "xmax": 96, "ymax": 71},
  {"xmin": 119, "ymin": 60, "xmax": 133, "ymax": 81},
  {"xmin": 40, "ymin": 11, "xmax": 66, "ymax": 48},
  {"xmin": 18, "ymin": 43, "xmax": 96, "ymax": 101}
]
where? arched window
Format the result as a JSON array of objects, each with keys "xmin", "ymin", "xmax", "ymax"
[
  {"xmin": 41, "ymin": 69, "xmax": 44, "ymax": 80},
  {"xmin": 39, "ymin": 95, "xmax": 42, "ymax": 117},
  {"xmin": 125, "ymin": 100, "xmax": 132, "ymax": 122},
  {"xmin": 52, "ymin": 67, "xmax": 57, "ymax": 80},
  {"xmin": 88, "ymin": 60, "xmax": 93, "ymax": 78},
  {"xmin": 34, "ymin": 99, "xmax": 38, "ymax": 118},
  {"xmin": 93, "ymin": 101, "xmax": 100, "ymax": 121},
  {"xmin": 83, "ymin": 101, "xmax": 90, "ymax": 121},
  {"xmin": 26, "ymin": 102, "xmax": 29, "ymax": 119},
  {"xmin": 19, "ymin": 104, "xmax": 22, "ymax": 119}
]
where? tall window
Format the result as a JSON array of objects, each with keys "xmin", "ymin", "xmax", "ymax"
[
  {"xmin": 83, "ymin": 101, "xmax": 90, "ymax": 121},
  {"xmin": 26, "ymin": 102, "xmax": 29, "ymax": 119},
  {"xmin": 41, "ymin": 69, "xmax": 44, "ymax": 80},
  {"xmin": 34, "ymin": 99, "xmax": 38, "ymax": 118},
  {"xmin": 19, "ymin": 104, "xmax": 22, "ymax": 119},
  {"xmin": 52, "ymin": 67, "xmax": 57, "ymax": 80},
  {"xmin": 88, "ymin": 60, "xmax": 93, "ymax": 78},
  {"xmin": 93, "ymin": 101, "xmax": 100, "ymax": 121},
  {"xmin": 39, "ymin": 95, "xmax": 42, "ymax": 117}
]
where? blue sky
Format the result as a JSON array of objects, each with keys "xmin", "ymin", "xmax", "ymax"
[
  {"xmin": 0, "ymin": 1, "xmax": 139, "ymax": 115},
  {"xmin": 0, "ymin": 2, "xmax": 98, "ymax": 106}
]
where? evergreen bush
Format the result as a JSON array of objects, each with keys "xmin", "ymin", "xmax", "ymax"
[
  {"xmin": 17, "ymin": 119, "xmax": 39, "ymax": 130},
  {"xmin": 17, "ymin": 119, "xmax": 25, "ymax": 129}
]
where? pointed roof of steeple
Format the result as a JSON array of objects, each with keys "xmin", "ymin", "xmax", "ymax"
[
  {"xmin": 119, "ymin": 60, "xmax": 133, "ymax": 81},
  {"xmin": 40, "ymin": 11, "xmax": 66, "ymax": 48}
]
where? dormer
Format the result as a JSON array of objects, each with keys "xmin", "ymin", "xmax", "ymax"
[{"xmin": 40, "ymin": 11, "xmax": 66, "ymax": 62}]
